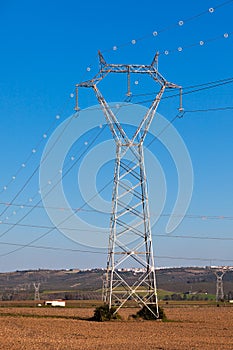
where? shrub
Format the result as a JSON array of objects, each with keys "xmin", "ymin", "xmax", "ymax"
[
  {"xmin": 92, "ymin": 305, "xmax": 121, "ymax": 322},
  {"xmin": 133, "ymin": 304, "xmax": 167, "ymax": 321}
]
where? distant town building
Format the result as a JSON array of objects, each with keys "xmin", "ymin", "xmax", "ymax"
[{"xmin": 45, "ymin": 300, "xmax": 66, "ymax": 307}]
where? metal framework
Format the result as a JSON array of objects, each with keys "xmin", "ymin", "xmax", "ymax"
[
  {"xmin": 33, "ymin": 282, "xmax": 40, "ymax": 301},
  {"xmin": 213, "ymin": 268, "xmax": 227, "ymax": 301},
  {"xmin": 76, "ymin": 52, "xmax": 182, "ymax": 318}
]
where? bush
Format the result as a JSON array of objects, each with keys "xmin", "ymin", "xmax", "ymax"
[
  {"xmin": 92, "ymin": 305, "xmax": 121, "ymax": 322},
  {"xmin": 133, "ymin": 304, "xmax": 167, "ymax": 321}
]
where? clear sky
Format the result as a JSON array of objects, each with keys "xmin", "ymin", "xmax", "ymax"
[{"xmin": 0, "ymin": 0, "xmax": 232, "ymax": 272}]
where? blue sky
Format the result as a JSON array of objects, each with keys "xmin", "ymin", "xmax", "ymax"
[{"xmin": 0, "ymin": 0, "xmax": 233, "ymax": 271}]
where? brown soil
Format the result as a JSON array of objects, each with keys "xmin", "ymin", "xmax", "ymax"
[{"xmin": 0, "ymin": 305, "xmax": 233, "ymax": 349}]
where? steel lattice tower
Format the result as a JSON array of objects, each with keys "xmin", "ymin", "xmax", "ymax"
[
  {"xmin": 33, "ymin": 282, "xmax": 40, "ymax": 301},
  {"xmin": 76, "ymin": 52, "xmax": 182, "ymax": 317},
  {"xmin": 213, "ymin": 268, "xmax": 227, "ymax": 301}
]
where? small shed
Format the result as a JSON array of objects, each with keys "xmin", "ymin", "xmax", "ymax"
[{"xmin": 45, "ymin": 300, "xmax": 66, "ymax": 307}]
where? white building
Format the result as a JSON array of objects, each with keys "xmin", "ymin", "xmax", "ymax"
[{"xmin": 45, "ymin": 300, "xmax": 66, "ymax": 307}]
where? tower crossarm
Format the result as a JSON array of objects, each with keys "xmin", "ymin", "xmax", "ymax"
[
  {"xmin": 77, "ymin": 69, "xmax": 111, "ymax": 88},
  {"xmin": 76, "ymin": 51, "xmax": 181, "ymax": 90},
  {"xmin": 100, "ymin": 64, "xmax": 168, "ymax": 86},
  {"xmin": 77, "ymin": 64, "xmax": 180, "ymax": 89}
]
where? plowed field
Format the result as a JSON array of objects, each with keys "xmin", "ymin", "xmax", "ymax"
[{"xmin": 0, "ymin": 305, "xmax": 233, "ymax": 349}]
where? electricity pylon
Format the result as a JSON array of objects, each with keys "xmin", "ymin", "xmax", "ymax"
[
  {"xmin": 33, "ymin": 282, "xmax": 40, "ymax": 301},
  {"xmin": 213, "ymin": 267, "xmax": 227, "ymax": 301},
  {"xmin": 76, "ymin": 52, "xmax": 182, "ymax": 318}
]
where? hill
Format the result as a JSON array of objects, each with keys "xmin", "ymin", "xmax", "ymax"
[{"xmin": 0, "ymin": 267, "xmax": 233, "ymax": 301}]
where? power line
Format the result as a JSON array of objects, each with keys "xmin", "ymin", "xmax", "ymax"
[
  {"xmin": 0, "ymin": 99, "xmax": 133, "ymax": 256},
  {"xmin": 154, "ymin": 233, "xmax": 233, "ymax": 241},
  {"xmin": 2, "ymin": 1, "xmax": 230, "ymax": 199},
  {"xmin": 2, "ymin": 96, "xmax": 227, "ymax": 227},
  {"xmin": 0, "ymin": 88, "xmax": 140, "ymax": 245},
  {"xmin": 1, "ymin": 79, "xmax": 232, "ymax": 227},
  {"xmin": 3, "ymin": 76, "xmax": 232, "ymax": 217},
  {"xmin": 1, "ymin": 2, "xmax": 232, "ymax": 266},
  {"xmin": 99, "ymin": 0, "xmax": 233, "ymax": 53},
  {"xmin": 131, "ymin": 77, "xmax": 233, "ymax": 98},
  {"xmin": 132, "ymin": 78, "xmax": 233, "ymax": 106},
  {"xmin": 2, "ymin": 123, "xmax": 107, "ymax": 225},
  {"xmin": 0, "ymin": 239, "xmax": 232, "ymax": 264},
  {"xmin": 0, "ymin": 214, "xmax": 233, "ymax": 234},
  {"xmin": 0, "ymin": 93, "xmax": 231, "ymax": 256},
  {"xmin": 1, "ymin": 89, "xmax": 132, "ymax": 228},
  {"xmin": 1, "ymin": 202, "xmax": 232, "ymax": 221},
  {"xmin": 4, "ymin": 103, "xmax": 173, "ymax": 224},
  {"xmin": 0, "ymin": 122, "xmax": 107, "ymax": 242},
  {"xmin": 0, "ymin": 202, "xmax": 100, "ymax": 212},
  {"xmin": 0, "ymin": 241, "xmax": 105, "ymax": 254},
  {"xmin": 1, "ymin": 94, "xmax": 231, "ymax": 257},
  {"xmin": 0, "ymin": 96, "xmax": 76, "ymax": 197},
  {"xmin": 76, "ymin": 0, "xmax": 233, "ymax": 77},
  {"xmin": 0, "ymin": 114, "xmax": 77, "ymax": 220},
  {"xmin": 0, "ymin": 220, "xmax": 232, "ymax": 241},
  {"xmin": 184, "ymin": 106, "xmax": 233, "ymax": 113},
  {"xmin": 2, "ymin": 4, "xmax": 232, "ymax": 202},
  {"xmin": 158, "ymin": 30, "xmax": 233, "ymax": 57},
  {"xmin": 77, "ymin": 77, "xmax": 233, "ymax": 112},
  {"xmin": 0, "ymin": 50, "xmax": 233, "ymax": 220},
  {"xmin": 1, "ymin": 75, "xmax": 233, "ymax": 255},
  {"xmin": 154, "ymin": 254, "xmax": 233, "ymax": 263}
]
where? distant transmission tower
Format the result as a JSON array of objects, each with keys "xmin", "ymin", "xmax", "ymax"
[
  {"xmin": 33, "ymin": 282, "xmax": 40, "ymax": 301},
  {"xmin": 76, "ymin": 52, "xmax": 182, "ymax": 318},
  {"xmin": 213, "ymin": 268, "xmax": 227, "ymax": 301}
]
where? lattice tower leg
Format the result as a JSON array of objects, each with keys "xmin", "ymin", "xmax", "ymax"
[{"xmin": 103, "ymin": 142, "xmax": 158, "ymax": 317}]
